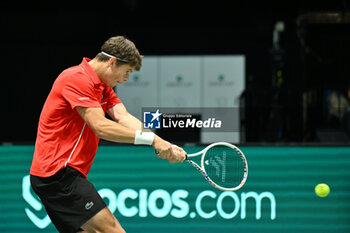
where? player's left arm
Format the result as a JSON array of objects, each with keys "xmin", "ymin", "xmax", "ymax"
[
  {"xmin": 107, "ymin": 103, "xmax": 143, "ymax": 130},
  {"xmin": 108, "ymin": 102, "xmax": 186, "ymax": 162}
]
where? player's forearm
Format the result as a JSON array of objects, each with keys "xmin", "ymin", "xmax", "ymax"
[
  {"xmin": 96, "ymin": 114, "xmax": 183, "ymax": 162},
  {"xmin": 77, "ymin": 106, "xmax": 147, "ymax": 144},
  {"xmin": 117, "ymin": 112, "xmax": 143, "ymax": 130},
  {"xmin": 94, "ymin": 118, "xmax": 136, "ymax": 143}
]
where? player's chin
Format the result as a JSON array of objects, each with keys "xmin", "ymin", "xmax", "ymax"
[{"xmin": 110, "ymin": 82, "xmax": 118, "ymax": 88}]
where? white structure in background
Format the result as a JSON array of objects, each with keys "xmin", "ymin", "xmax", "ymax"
[
  {"xmin": 201, "ymin": 56, "xmax": 244, "ymax": 143},
  {"xmin": 159, "ymin": 56, "xmax": 201, "ymax": 113},
  {"xmin": 116, "ymin": 55, "xmax": 245, "ymax": 144}
]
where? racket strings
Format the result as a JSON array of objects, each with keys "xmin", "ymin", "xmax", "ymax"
[{"xmin": 204, "ymin": 146, "xmax": 244, "ymax": 188}]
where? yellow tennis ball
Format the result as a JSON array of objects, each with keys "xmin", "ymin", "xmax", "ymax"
[{"xmin": 315, "ymin": 183, "xmax": 330, "ymax": 197}]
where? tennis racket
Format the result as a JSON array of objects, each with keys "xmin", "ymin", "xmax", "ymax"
[{"xmin": 185, "ymin": 142, "xmax": 248, "ymax": 191}]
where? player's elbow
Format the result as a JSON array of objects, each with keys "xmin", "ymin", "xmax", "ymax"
[
  {"xmin": 91, "ymin": 120, "xmax": 108, "ymax": 139},
  {"xmin": 94, "ymin": 127, "xmax": 105, "ymax": 139}
]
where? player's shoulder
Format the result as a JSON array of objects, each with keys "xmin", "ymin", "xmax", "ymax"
[
  {"xmin": 56, "ymin": 65, "xmax": 93, "ymax": 88},
  {"xmin": 60, "ymin": 65, "xmax": 90, "ymax": 81}
]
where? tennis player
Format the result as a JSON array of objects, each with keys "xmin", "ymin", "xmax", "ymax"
[{"xmin": 29, "ymin": 36, "xmax": 186, "ymax": 233}]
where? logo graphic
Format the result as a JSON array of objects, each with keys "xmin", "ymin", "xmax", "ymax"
[
  {"xmin": 209, "ymin": 74, "xmax": 234, "ymax": 86},
  {"xmin": 123, "ymin": 74, "xmax": 149, "ymax": 87},
  {"xmin": 85, "ymin": 201, "xmax": 94, "ymax": 210},
  {"xmin": 23, "ymin": 174, "xmax": 276, "ymax": 230},
  {"xmin": 166, "ymin": 75, "xmax": 192, "ymax": 87},
  {"xmin": 176, "ymin": 75, "xmax": 183, "ymax": 83},
  {"xmin": 143, "ymin": 109, "xmax": 162, "ymax": 129},
  {"xmin": 133, "ymin": 75, "xmax": 139, "ymax": 82},
  {"xmin": 22, "ymin": 175, "xmax": 51, "ymax": 229}
]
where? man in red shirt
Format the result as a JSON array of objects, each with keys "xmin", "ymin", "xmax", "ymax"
[{"xmin": 30, "ymin": 36, "xmax": 186, "ymax": 233}]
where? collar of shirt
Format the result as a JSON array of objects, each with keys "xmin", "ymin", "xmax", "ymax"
[{"xmin": 79, "ymin": 57, "xmax": 105, "ymax": 89}]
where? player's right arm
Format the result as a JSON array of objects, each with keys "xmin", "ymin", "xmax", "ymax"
[
  {"xmin": 76, "ymin": 106, "xmax": 184, "ymax": 163},
  {"xmin": 77, "ymin": 106, "xmax": 134, "ymax": 143}
]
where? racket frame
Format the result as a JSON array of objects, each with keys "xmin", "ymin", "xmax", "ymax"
[{"xmin": 186, "ymin": 142, "xmax": 248, "ymax": 191}]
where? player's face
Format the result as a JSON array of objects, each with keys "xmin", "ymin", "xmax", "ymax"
[{"xmin": 106, "ymin": 61, "xmax": 134, "ymax": 87}]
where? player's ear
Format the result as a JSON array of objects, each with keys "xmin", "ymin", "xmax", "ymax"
[{"xmin": 107, "ymin": 57, "xmax": 117, "ymax": 67}]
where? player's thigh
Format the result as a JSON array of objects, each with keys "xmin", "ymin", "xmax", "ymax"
[{"xmin": 80, "ymin": 206, "xmax": 125, "ymax": 233}]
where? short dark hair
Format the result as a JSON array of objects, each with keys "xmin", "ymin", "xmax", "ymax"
[{"xmin": 96, "ymin": 36, "xmax": 142, "ymax": 71}]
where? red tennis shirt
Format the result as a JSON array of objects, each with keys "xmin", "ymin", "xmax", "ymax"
[{"xmin": 30, "ymin": 58, "xmax": 122, "ymax": 178}]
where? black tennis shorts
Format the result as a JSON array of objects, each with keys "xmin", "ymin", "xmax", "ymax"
[{"xmin": 30, "ymin": 166, "xmax": 107, "ymax": 233}]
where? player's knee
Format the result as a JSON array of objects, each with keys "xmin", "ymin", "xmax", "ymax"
[
  {"xmin": 105, "ymin": 219, "xmax": 125, "ymax": 233},
  {"xmin": 104, "ymin": 226, "xmax": 126, "ymax": 233},
  {"xmin": 118, "ymin": 229, "xmax": 126, "ymax": 233},
  {"xmin": 112, "ymin": 221, "xmax": 126, "ymax": 233}
]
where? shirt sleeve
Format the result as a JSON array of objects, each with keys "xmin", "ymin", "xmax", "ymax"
[
  {"xmin": 104, "ymin": 87, "xmax": 122, "ymax": 110},
  {"xmin": 62, "ymin": 75, "xmax": 101, "ymax": 110}
]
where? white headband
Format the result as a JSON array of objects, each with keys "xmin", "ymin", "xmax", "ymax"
[{"xmin": 101, "ymin": 51, "xmax": 128, "ymax": 63}]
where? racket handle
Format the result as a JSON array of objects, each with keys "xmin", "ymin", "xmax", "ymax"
[
  {"xmin": 154, "ymin": 143, "xmax": 174, "ymax": 156},
  {"xmin": 156, "ymin": 150, "xmax": 188, "ymax": 161},
  {"xmin": 155, "ymin": 150, "xmax": 160, "ymax": 157}
]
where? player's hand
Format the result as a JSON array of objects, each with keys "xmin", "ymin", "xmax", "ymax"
[
  {"xmin": 153, "ymin": 136, "xmax": 186, "ymax": 163},
  {"xmin": 170, "ymin": 144, "xmax": 186, "ymax": 163},
  {"xmin": 153, "ymin": 135, "xmax": 172, "ymax": 159}
]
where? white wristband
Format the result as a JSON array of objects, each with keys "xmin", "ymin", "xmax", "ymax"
[{"xmin": 134, "ymin": 130, "xmax": 155, "ymax": 145}]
